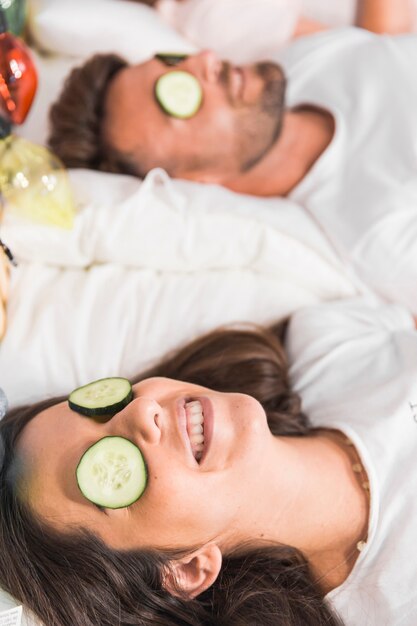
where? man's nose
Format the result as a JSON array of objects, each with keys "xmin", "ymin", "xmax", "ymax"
[
  {"xmin": 115, "ymin": 397, "xmax": 162, "ymax": 446},
  {"xmin": 193, "ymin": 49, "xmax": 222, "ymax": 83}
]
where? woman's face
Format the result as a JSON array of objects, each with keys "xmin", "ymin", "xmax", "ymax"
[{"xmin": 17, "ymin": 378, "xmax": 273, "ymax": 551}]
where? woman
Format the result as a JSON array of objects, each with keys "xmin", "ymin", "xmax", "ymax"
[
  {"xmin": 133, "ymin": 0, "xmax": 414, "ymax": 64},
  {"xmin": 0, "ymin": 296, "xmax": 416, "ymax": 625}
]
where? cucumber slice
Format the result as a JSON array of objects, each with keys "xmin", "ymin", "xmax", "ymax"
[
  {"xmin": 76, "ymin": 436, "xmax": 147, "ymax": 509},
  {"xmin": 69, "ymin": 378, "xmax": 133, "ymax": 417},
  {"xmin": 155, "ymin": 53, "xmax": 188, "ymax": 67},
  {"xmin": 155, "ymin": 71, "xmax": 202, "ymax": 119}
]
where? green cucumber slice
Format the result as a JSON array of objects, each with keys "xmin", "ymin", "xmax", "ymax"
[
  {"xmin": 155, "ymin": 70, "xmax": 202, "ymax": 119},
  {"xmin": 76, "ymin": 436, "xmax": 147, "ymax": 509},
  {"xmin": 69, "ymin": 378, "xmax": 133, "ymax": 417},
  {"xmin": 155, "ymin": 52, "xmax": 188, "ymax": 67}
]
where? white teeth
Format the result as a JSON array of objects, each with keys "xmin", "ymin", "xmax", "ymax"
[
  {"xmin": 190, "ymin": 413, "xmax": 203, "ymax": 425},
  {"xmin": 189, "ymin": 433, "xmax": 204, "ymax": 445},
  {"xmin": 185, "ymin": 401, "xmax": 204, "ymax": 423},
  {"xmin": 187, "ymin": 400, "xmax": 201, "ymax": 411},
  {"xmin": 185, "ymin": 400, "xmax": 205, "ymax": 460}
]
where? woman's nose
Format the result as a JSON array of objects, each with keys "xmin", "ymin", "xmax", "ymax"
[
  {"xmin": 115, "ymin": 397, "xmax": 162, "ymax": 446},
  {"xmin": 193, "ymin": 49, "xmax": 222, "ymax": 83}
]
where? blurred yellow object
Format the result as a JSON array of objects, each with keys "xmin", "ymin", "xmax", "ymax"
[
  {"xmin": 0, "ymin": 247, "xmax": 9, "ymax": 340},
  {"xmin": 0, "ymin": 134, "xmax": 76, "ymax": 229}
]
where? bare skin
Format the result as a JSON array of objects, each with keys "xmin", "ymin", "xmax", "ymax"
[
  {"xmin": 104, "ymin": 50, "xmax": 333, "ymax": 197},
  {"xmin": 108, "ymin": 0, "xmax": 413, "ymax": 198},
  {"xmin": 17, "ymin": 377, "xmax": 369, "ymax": 598},
  {"xmin": 224, "ymin": 106, "xmax": 335, "ymax": 197},
  {"xmin": 355, "ymin": 0, "xmax": 413, "ymax": 34}
]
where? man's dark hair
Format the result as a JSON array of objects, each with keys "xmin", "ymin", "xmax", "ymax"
[{"xmin": 48, "ymin": 54, "xmax": 141, "ymax": 176}]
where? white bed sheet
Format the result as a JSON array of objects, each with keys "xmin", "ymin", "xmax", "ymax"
[{"xmin": 1, "ymin": 168, "xmax": 360, "ymax": 408}]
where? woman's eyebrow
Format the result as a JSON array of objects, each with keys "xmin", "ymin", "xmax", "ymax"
[{"xmin": 94, "ymin": 503, "xmax": 109, "ymax": 516}]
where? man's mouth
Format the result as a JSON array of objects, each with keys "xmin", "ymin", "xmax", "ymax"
[
  {"xmin": 220, "ymin": 62, "xmax": 244, "ymax": 104},
  {"xmin": 234, "ymin": 67, "xmax": 245, "ymax": 102}
]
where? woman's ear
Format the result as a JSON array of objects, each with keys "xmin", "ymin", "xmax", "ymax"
[{"xmin": 164, "ymin": 543, "xmax": 223, "ymax": 599}]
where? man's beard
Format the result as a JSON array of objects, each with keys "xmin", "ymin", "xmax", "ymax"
[{"xmin": 238, "ymin": 61, "xmax": 287, "ymax": 172}]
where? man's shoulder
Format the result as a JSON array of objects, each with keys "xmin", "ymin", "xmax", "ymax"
[{"xmin": 272, "ymin": 27, "xmax": 376, "ymax": 71}]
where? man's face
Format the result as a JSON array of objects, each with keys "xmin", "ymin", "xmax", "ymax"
[{"xmin": 103, "ymin": 50, "xmax": 286, "ymax": 182}]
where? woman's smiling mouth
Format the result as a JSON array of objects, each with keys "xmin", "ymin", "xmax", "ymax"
[
  {"xmin": 177, "ymin": 396, "xmax": 214, "ymax": 465},
  {"xmin": 185, "ymin": 400, "xmax": 205, "ymax": 461}
]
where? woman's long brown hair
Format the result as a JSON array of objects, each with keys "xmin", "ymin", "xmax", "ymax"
[{"xmin": 0, "ymin": 323, "xmax": 344, "ymax": 625}]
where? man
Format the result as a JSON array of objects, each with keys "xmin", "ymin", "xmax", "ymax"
[
  {"xmin": 48, "ymin": 50, "xmax": 297, "ymax": 188},
  {"xmin": 49, "ymin": 25, "xmax": 417, "ymax": 313}
]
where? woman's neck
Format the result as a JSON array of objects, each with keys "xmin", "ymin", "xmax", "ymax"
[{"xmin": 226, "ymin": 429, "xmax": 370, "ymax": 593}]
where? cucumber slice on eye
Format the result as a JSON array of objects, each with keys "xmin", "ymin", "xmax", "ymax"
[
  {"xmin": 155, "ymin": 70, "xmax": 202, "ymax": 119},
  {"xmin": 76, "ymin": 436, "xmax": 147, "ymax": 509},
  {"xmin": 68, "ymin": 378, "xmax": 133, "ymax": 417}
]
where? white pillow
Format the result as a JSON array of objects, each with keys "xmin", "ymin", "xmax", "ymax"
[
  {"xmin": 0, "ymin": 168, "xmax": 360, "ymax": 408},
  {"xmin": 28, "ymin": 0, "xmax": 196, "ymax": 62},
  {"xmin": 2, "ymin": 168, "xmax": 357, "ymax": 300}
]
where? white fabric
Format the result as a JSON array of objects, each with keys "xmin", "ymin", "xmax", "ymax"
[
  {"xmin": 0, "ymin": 597, "xmax": 35, "ymax": 626},
  {"xmin": 0, "ymin": 605, "xmax": 22, "ymax": 626},
  {"xmin": 0, "ymin": 264, "xmax": 328, "ymax": 410},
  {"xmin": 286, "ymin": 297, "xmax": 417, "ymax": 625},
  {"xmin": 27, "ymin": 0, "xmax": 196, "ymax": 61},
  {"xmin": 155, "ymin": 0, "xmax": 417, "ymax": 63},
  {"xmin": 1, "ymin": 168, "xmax": 356, "ymax": 282},
  {"xmin": 0, "ymin": 167, "xmax": 358, "ymax": 408},
  {"xmin": 300, "ymin": 0, "xmax": 356, "ymax": 26},
  {"xmin": 25, "ymin": 0, "xmax": 417, "ymax": 71},
  {"xmin": 275, "ymin": 28, "xmax": 417, "ymax": 313},
  {"xmin": 157, "ymin": 0, "xmax": 301, "ymax": 63}
]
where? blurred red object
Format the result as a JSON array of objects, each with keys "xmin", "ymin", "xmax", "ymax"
[{"xmin": 0, "ymin": 14, "xmax": 38, "ymax": 125}]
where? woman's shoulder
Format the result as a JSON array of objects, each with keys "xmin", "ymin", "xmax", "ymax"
[
  {"xmin": 327, "ymin": 424, "xmax": 417, "ymax": 626},
  {"xmin": 286, "ymin": 296, "xmax": 414, "ymax": 377},
  {"xmin": 286, "ymin": 297, "xmax": 416, "ymax": 434},
  {"xmin": 286, "ymin": 298, "xmax": 417, "ymax": 624}
]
